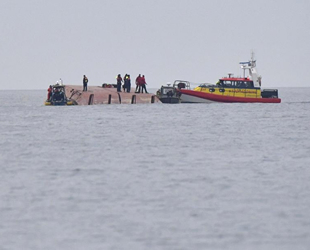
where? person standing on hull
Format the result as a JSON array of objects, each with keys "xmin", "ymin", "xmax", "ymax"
[
  {"xmin": 141, "ymin": 75, "xmax": 148, "ymax": 93},
  {"xmin": 135, "ymin": 74, "xmax": 142, "ymax": 93},
  {"xmin": 83, "ymin": 75, "xmax": 88, "ymax": 91},
  {"xmin": 126, "ymin": 74, "xmax": 131, "ymax": 93},
  {"xmin": 123, "ymin": 74, "xmax": 128, "ymax": 92},
  {"xmin": 116, "ymin": 74, "xmax": 123, "ymax": 92}
]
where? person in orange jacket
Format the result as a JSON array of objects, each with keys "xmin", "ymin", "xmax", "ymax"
[
  {"xmin": 135, "ymin": 74, "xmax": 142, "ymax": 93},
  {"xmin": 47, "ymin": 85, "xmax": 52, "ymax": 100}
]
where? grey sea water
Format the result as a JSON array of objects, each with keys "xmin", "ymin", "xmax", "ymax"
[{"xmin": 0, "ymin": 88, "xmax": 310, "ymax": 250}]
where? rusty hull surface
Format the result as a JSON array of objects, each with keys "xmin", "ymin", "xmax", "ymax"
[{"xmin": 65, "ymin": 85, "xmax": 161, "ymax": 105}]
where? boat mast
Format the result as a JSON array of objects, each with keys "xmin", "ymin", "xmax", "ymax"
[{"xmin": 239, "ymin": 52, "xmax": 261, "ymax": 88}]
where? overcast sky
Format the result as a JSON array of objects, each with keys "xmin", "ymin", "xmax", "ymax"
[{"xmin": 0, "ymin": 0, "xmax": 309, "ymax": 90}]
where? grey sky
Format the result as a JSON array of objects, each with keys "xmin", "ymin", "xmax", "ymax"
[{"xmin": 0, "ymin": 0, "xmax": 309, "ymax": 90}]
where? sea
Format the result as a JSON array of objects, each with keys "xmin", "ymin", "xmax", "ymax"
[{"xmin": 0, "ymin": 87, "xmax": 310, "ymax": 250}]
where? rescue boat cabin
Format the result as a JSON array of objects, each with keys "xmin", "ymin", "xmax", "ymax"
[{"xmin": 218, "ymin": 77, "xmax": 255, "ymax": 88}]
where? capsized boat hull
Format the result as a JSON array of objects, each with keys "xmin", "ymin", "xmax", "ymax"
[
  {"xmin": 180, "ymin": 89, "xmax": 281, "ymax": 103},
  {"xmin": 64, "ymin": 85, "xmax": 160, "ymax": 105}
]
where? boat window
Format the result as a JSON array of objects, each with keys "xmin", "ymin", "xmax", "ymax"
[
  {"xmin": 236, "ymin": 81, "xmax": 244, "ymax": 87},
  {"xmin": 245, "ymin": 81, "xmax": 254, "ymax": 88},
  {"xmin": 223, "ymin": 81, "xmax": 232, "ymax": 87},
  {"xmin": 162, "ymin": 88, "xmax": 174, "ymax": 94},
  {"xmin": 177, "ymin": 82, "xmax": 186, "ymax": 89}
]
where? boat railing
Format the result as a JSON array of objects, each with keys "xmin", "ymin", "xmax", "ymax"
[
  {"xmin": 173, "ymin": 80, "xmax": 191, "ymax": 90},
  {"xmin": 172, "ymin": 80, "xmax": 216, "ymax": 90}
]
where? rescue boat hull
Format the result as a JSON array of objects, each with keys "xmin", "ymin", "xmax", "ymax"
[{"xmin": 180, "ymin": 89, "xmax": 281, "ymax": 103}]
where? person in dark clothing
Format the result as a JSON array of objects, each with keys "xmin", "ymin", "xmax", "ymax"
[
  {"xmin": 52, "ymin": 88, "xmax": 60, "ymax": 100},
  {"xmin": 126, "ymin": 75, "xmax": 131, "ymax": 93},
  {"xmin": 116, "ymin": 74, "xmax": 123, "ymax": 92},
  {"xmin": 83, "ymin": 75, "xmax": 88, "ymax": 91},
  {"xmin": 141, "ymin": 75, "xmax": 148, "ymax": 93},
  {"xmin": 123, "ymin": 74, "xmax": 128, "ymax": 92}
]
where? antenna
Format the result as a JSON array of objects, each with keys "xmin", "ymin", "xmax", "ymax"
[{"xmin": 250, "ymin": 51, "xmax": 256, "ymax": 67}]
